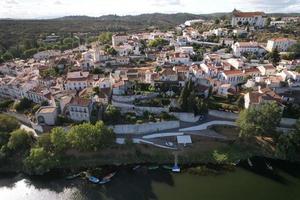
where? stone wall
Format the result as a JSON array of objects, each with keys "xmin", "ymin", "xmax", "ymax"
[
  {"xmin": 171, "ymin": 112, "xmax": 200, "ymax": 123},
  {"xmin": 111, "ymin": 120, "xmax": 180, "ymax": 134}
]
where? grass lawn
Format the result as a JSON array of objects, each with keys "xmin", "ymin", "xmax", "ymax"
[{"xmin": 211, "ymin": 125, "xmax": 240, "ymax": 140}]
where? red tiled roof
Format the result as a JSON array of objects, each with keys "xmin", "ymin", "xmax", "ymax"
[
  {"xmin": 223, "ymin": 70, "xmax": 244, "ymax": 76},
  {"xmin": 233, "ymin": 11, "xmax": 265, "ymax": 17},
  {"xmin": 69, "ymin": 96, "xmax": 91, "ymax": 107}
]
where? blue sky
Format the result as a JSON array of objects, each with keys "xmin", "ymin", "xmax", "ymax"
[{"xmin": 0, "ymin": 0, "xmax": 300, "ymax": 19}]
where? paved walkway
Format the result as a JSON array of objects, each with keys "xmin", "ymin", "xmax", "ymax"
[{"xmin": 179, "ymin": 120, "xmax": 236, "ymax": 132}]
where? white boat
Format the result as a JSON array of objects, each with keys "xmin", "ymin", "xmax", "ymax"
[
  {"xmin": 247, "ymin": 158, "xmax": 253, "ymax": 167},
  {"xmin": 172, "ymin": 164, "xmax": 181, "ymax": 173},
  {"xmin": 266, "ymin": 162, "xmax": 273, "ymax": 170}
]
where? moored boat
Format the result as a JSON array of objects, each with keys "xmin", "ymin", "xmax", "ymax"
[
  {"xmin": 162, "ymin": 165, "xmax": 173, "ymax": 170},
  {"xmin": 103, "ymin": 172, "xmax": 116, "ymax": 180},
  {"xmin": 247, "ymin": 158, "xmax": 253, "ymax": 167},
  {"xmin": 172, "ymin": 164, "xmax": 180, "ymax": 173},
  {"xmin": 148, "ymin": 166, "xmax": 159, "ymax": 170},
  {"xmin": 266, "ymin": 162, "xmax": 273, "ymax": 170},
  {"xmin": 98, "ymin": 179, "xmax": 111, "ymax": 185},
  {"xmin": 66, "ymin": 173, "xmax": 81, "ymax": 180},
  {"xmin": 133, "ymin": 165, "xmax": 141, "ymax": 171},
  {"xmin": 88, "ymin": 176, "xmax": 100, "ymax": 184}
]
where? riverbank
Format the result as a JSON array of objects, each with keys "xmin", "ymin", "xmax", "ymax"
[
  {"xmin": 0, "ymin": 124, "xmax": 298, "ymax": 175},
  {"xmin": 1, "ymin": 159, "xmax": 300, "ymax": 200}
]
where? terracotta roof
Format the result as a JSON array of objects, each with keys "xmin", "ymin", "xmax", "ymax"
[
  {"xmin": 264, "ymin": 65, "xmax": 276, "ymax": 70},
  {"xmin": 233, "ymin": 11, "xmax": 265, "ymax": 17},
  {"xmin": 69, "ymin": 96, "xmax": 91, "ymax": 107},
  {"xmin": 161, "ymin": 68, "xmax": 177, "ymax": 76},
  {"xmin": 237, "ymin": 42, "xmax": 259, "ymax": 47},
  {"xmin": 244, "ymin": 67, "xmax": 260, "ymax": 74},
  {"xmin": 67, "ymin": 71, "xmax": 89, "ymax": 81},
  {"xmin": 223, "ymin": 70, "xmax": 244, "ymax": 76},
  {"xmin": 271, "ymin": 38, "xmax": 296, "ymax": 42},
  {"xmin": 249, "ymin": 88, "xmax": 282, "ymax": 105}
]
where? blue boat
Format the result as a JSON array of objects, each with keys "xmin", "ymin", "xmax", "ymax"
[
  {"xmin": 98, "ymin": 179, "xmax": 111, "ymax": 185},
  {"xmin": 88, "ymin": 176, "xmax": 100, "ymax": 184},
  {"xmin": 172, "ymin": 164, "xmax": 180, "ymax": 173}
]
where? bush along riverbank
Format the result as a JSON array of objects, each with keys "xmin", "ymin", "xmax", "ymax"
[{"xmin": 1, "ymin": 102, "xmax": 300, "ymax": 176}]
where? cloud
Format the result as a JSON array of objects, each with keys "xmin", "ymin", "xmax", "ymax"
[
  {"xmin": 150, "ymin": 0, "xmax": 182, "ymax": 6},
  {"xmin": 54, "ymin": 1, "xmax": 62, "ymax": 5},
  {"xmin": 231, "ymin": 0, "xmax": 300, "ymax": 12},
  {"xmin": 5, "ymin": 0, "xmax": 18, "ymax": 4}
]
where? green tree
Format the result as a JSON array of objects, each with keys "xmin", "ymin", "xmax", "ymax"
[
  {"xmin": 7, "ymin": 129, "xmax": 34, "ymax": 152},
  {"xmin": 67, "ymin": 122, "xmax": 115, "ymax": 152},
  {"xmin": 2, "ymin": 51, "xmax": 14, "ymax": 61},
  {"xmin": 148, "ymin": 38, "xmax": 168, "ymax": 48},
  {"xmin": 14, "ymin": 97, "xmax": 33, "ymax": 112},
  {"xmin": 103, "ymin": 105, "xmax": 121, "ymax": 124},
  {"xmin": 214, "ymin": 18, "xmax": 220, "ymax": 25},
  {"xmin": 237, "ymin": 102, "xmax": 282, "ymax": 137},
  {"xmin": 268, "ymin": 48, "xmax": 281, "ymax": 66},
  {"xmin": 36, "ymin": 133, "xmax": 53, "ymax": 152},
  {"xmin": 276, "ymin": 119, "xmax": 300, "ymax": 160},
  {"xmin": 212, "ymin": 150, "xmax": 228, "ymax": 164},
  {"xmin": 98, "ymin": 32, "xmax": 112, "ymax": 44},
  {"xmin": 50, "ymin": 128, "xmax": 68, "ymax": 153},
  {"xmin": 288, "ymin": 43, "xmax": 300, "ymax": 58},
  {"xmin": 24, "ymin": 147, "xmax": 59, "ymax": 175},
  {"xmin": 23, "ymin": 48, "xmax": 37, "ymax": 58},
  {"xmin": 0, "ymin": 114, "xmax": 19, "ymax": 133}
]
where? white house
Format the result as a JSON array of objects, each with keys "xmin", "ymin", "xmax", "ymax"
[
  {"xmin": 227, "ymin": 58, "xmax": 245, "ymax": 69},
  {"xmin": 169, "ymin": 52, "xmax": 190, "ymax": 64},
  {"xmin": 244, "ymin": 87, "xmax": 283, "ymax": 109},
  {"xmin": 218, "ymin": 70, "xmax": 245, "ymax": 86},
  {"xmin": 257, "ymin": 65, "xmax": 276, "ymax": 76},
  {"xmin": 112, "ymin": 33, "xmax": 129, "ymax": 47},
  {"xmin": 278, "ymin": 70, "xmax": 300, "ymax": 82},
  {"xmin": 33, "ymin": 50, "xmax": 61, "ymax": 60},
  {"xmin": 64, "ymin": 71, "xmax": 91, "ymax": 91},
  {"xmin": 36, "ymin": 106, "xmax": 58, "ymax": 125},
  {"xmin": 217, "ymin": 84, "xmax": 233, "ymax": 96},
  {"xmin": 232, "ymin": 42, "xmax": 265, "ymax": 57},
  {"xmin": 160, "ymin": 68, "xmax": 178, "ymax": 82},
  {"xmin": 266, "ymin": 38, "xmax": 297, "ymax": 52},
  {"xmin": 231, "ymin": 9, "xmax": 267, "ymax": 27},
  {"xmin": 66, "ymin": 96, "xmax": 93, "ymax": 122}
]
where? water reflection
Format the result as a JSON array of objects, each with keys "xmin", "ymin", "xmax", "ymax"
[{"xmin": 0, "ymin": 160, "xmax": 299, "ymax": 200}]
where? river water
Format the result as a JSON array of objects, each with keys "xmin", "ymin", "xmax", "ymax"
[{"xmin": 0, "ymin": 159, "xmax": 299, "ymax": 200}]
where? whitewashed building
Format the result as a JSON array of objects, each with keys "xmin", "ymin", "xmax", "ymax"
[
  {"xmin": 231, "ymin": 9, "xmax": 267, "ymax": 27},
  {"xmin": 266, "ymin": 38, "xmax": 297, "ymax": 52}
]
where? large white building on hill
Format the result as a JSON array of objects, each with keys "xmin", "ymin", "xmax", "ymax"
[{"xmin": 231, "ymin": 9, "xmax": 267, "ymax": 27}]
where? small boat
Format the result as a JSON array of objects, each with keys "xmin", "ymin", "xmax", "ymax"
[
  {"xmin": 98, "ymin": 179, "xmax": 111, "ymax": 185},
  {"xmin": 172, "ymin": 164, "xmax": 180, "ymax": 173},
  {"xmin": 66, "ymin": 173, "xmax": 81, "ymax": 180},
  {"xmin": 162, "ymin": 165, "xmax": 173, "ymax": 170},
  {"xmin": 266, "ymin": 162, "xmax": 273, "ymax": 170},
  {"xmin": 133, "ymin": 165, "xmax": 141, "ymax": 171},
  {"xmin": 148, "ymin": 166, "xmax": 159, "ymax": 170},
  {"xmin": 103, "ymin": 172, "xmax": 116, "ymax": 180},
  {"xmin": 88, "ymin": 176, "xmax": 100, "ymax": 184},
  {"xmin": 247, "ymin": 158, "xmax": 253, "ymax": 167},
  {"xmin": 232, "ymin": 159, "xmax": 240, "ymax": 166}
]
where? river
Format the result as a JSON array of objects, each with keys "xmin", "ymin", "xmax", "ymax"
[{"xmin": 0, "ymin": 159, "xmax": 299, "ymax": 200}]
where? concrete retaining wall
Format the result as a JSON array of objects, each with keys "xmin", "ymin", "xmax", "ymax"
[
  {"xmin": 112, "ymin": 101, "xmax": 167, "ymax": 114},
  {"xmin": 208, "ymin": 110, "xmax": 297, "ymax": 127},
  {"xmin": 208, "ymin": 110, "xmax": 238, "ymax": 120},
  {"xmin": 171, "ymin": 112, "xmax": 200, "ymax": 123},
  {"xmin": 111, "ymin": 120, "xmax": 180, "ymax": 134},
  {"xmin": 280, "ymin": 118, "xmax": 297, "ymax": 127},
  {"xmin": 112, "ymin": 93, "xmax": 159, "ymax": 103}
]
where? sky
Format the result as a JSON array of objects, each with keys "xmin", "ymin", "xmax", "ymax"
[{"xmin": 0, "ymin": 0, "xmax": 300, "ymax": 19}]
